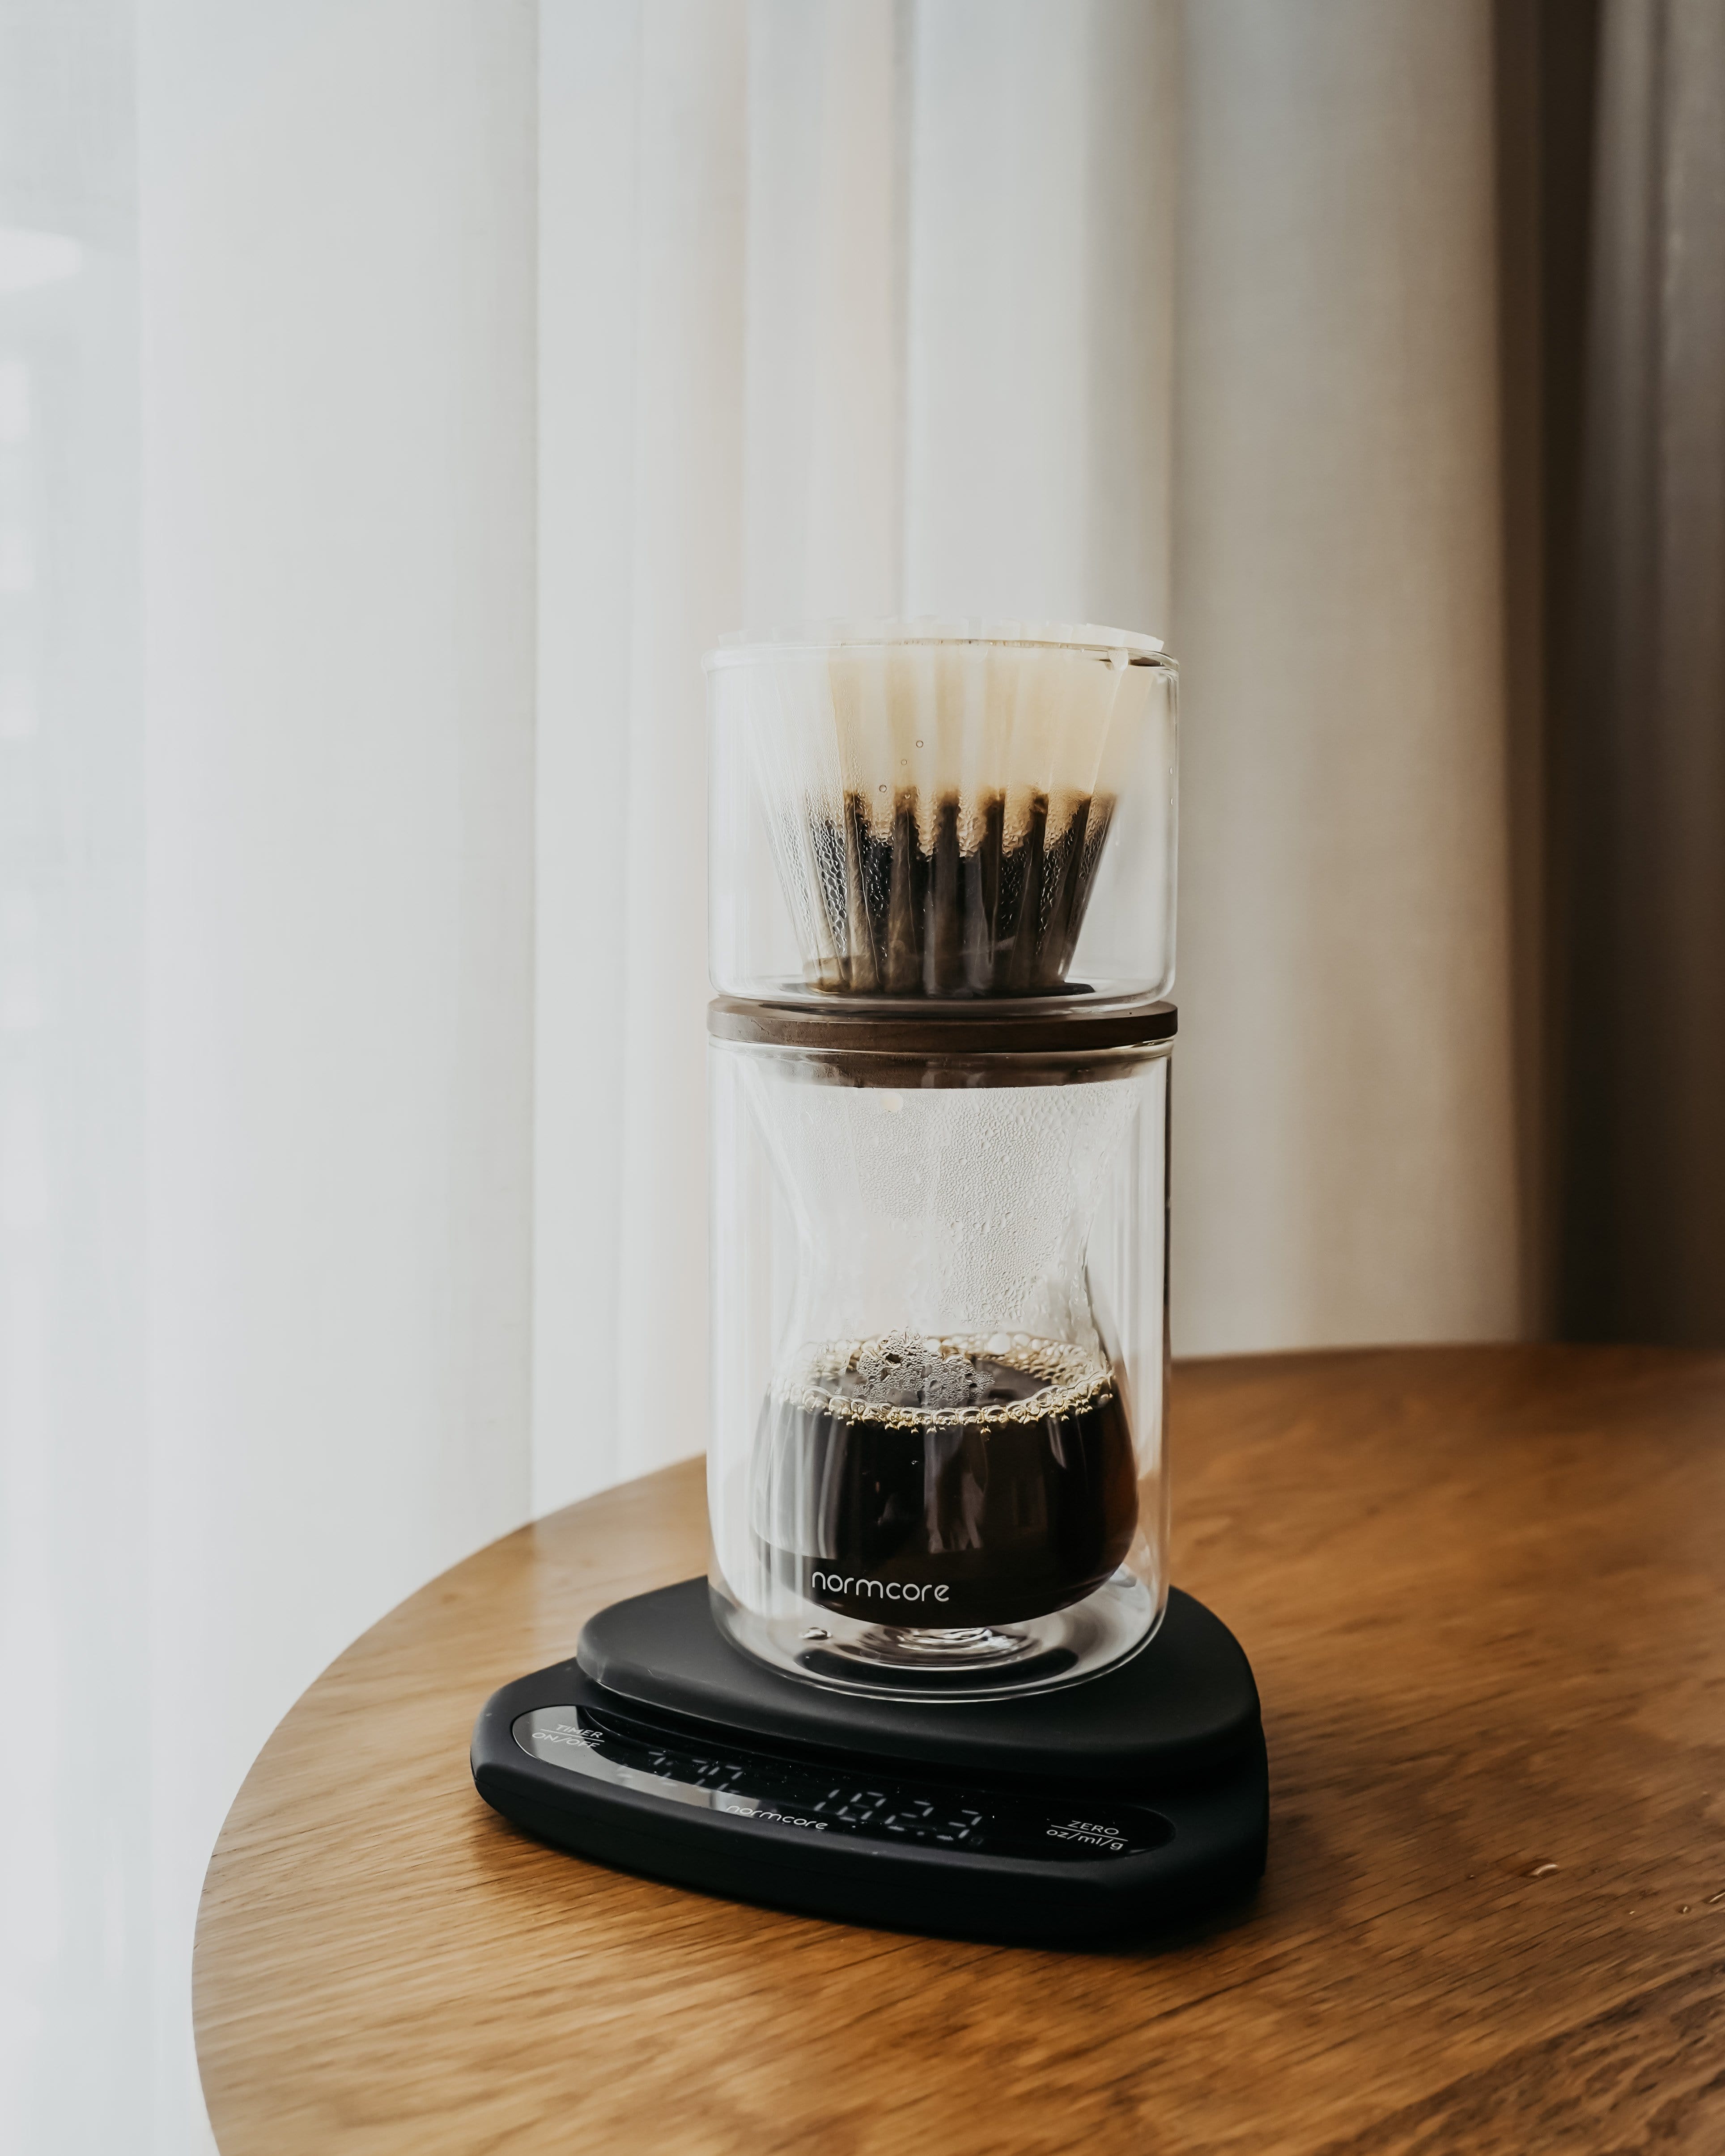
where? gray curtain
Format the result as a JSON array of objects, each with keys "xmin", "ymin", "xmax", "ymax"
[{"xmin": 1526, "ymin": 0, "xmax": 1725, "ymax": 1344}]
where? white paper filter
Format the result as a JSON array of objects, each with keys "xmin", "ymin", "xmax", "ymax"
[{"xmin": 707, "ymin": 622, "xmax": 1160, "ymax": 996}]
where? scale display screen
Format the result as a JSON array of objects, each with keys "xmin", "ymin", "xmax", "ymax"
[{"xmin": 512, "ymin": 1704, "xmax": 1173, "ymax": 1863}]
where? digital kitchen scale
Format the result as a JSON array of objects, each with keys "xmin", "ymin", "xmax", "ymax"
[{"xmin": 470, "ymin": 1578, "xmax": 1267, "ymax": 1944}]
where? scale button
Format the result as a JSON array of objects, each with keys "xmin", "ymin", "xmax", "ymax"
[{"xmin": 1045, "ymin": 1818, "xmax": 1130, "ymax": 1852}]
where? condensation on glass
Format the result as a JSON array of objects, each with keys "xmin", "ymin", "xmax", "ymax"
[{"xmin": 704, "ymin": 623, "xmax": 1179, "ymax": 1700}]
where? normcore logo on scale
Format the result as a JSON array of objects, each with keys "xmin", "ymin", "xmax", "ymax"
[{"xmin": 811, "ymin": 1571, "xmax": 950, "ymax": 1604}]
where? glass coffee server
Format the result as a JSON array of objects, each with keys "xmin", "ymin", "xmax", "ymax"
[{"xmin": 706, "ymin": 621, "xmax": 1179, "ymax": 1697}]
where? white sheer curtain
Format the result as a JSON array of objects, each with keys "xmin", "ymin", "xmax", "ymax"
[
  {"xmin": 1, "ymin": 5, "xmax": 151, "ymax": 2146},
  {"xmin": 1174, "ymin": 2, "xmax": 1520, "ymax": 1348},
  {"xmin": 533, "ymin": 0, "xmax": 1518, "ymax": 1511},
  {"xmin": 1, "ymin": 3, "xmax": 1518, "ymax": 2149},
  {"xmin": 5, "ymin": 4, "xmax": 536, "ymax": 2150}
]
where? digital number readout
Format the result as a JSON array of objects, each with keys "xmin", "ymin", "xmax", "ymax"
[{"xmin": 512, "ymin": 1705, "xmax": 1173, "ymax": 1863}]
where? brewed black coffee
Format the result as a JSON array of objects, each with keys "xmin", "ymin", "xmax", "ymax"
[
  {"xmin": 753, "ymin": 1333, "xmax": 1139, "ymax": 1629},
  {"xmin": 807, "ymin": 788, "xmax": 1114, "ymax": 995}
]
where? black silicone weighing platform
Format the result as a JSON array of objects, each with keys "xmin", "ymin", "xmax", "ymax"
[{"xmin": 470, "ymin": 1579, "xmax": 1267, "ymax": 1944}]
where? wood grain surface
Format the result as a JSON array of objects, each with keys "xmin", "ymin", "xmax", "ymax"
[{"xmin": 193, "ymin": 1347, "xmax": 1725, "ymax": 2155}]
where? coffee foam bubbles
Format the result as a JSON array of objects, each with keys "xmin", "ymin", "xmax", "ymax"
[{"xmin": 774, "ymin": 1333, "xmax": 1113, "ymax": 1431}]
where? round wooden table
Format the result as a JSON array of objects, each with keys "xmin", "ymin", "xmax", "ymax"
[{"xmin": 194, "ymin": 1347, "xmax": 1725, "ymax": 2154}]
